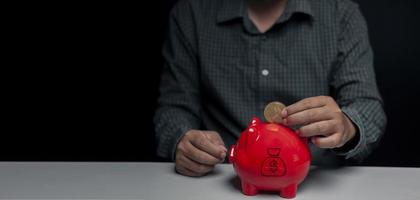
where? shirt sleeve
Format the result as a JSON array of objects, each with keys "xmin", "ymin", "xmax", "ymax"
[
  {"xmin": 154, "ymin": 1, "xmax": 201, "ymax": 161},
  {"xmin": 330, "ymin": 2, "xmax": 387, "ymax": 161}
]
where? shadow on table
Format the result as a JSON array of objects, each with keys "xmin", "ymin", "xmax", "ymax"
[
  {"xmin": 227, "ymin": 174, "xmax": 242, "ymax": 191},
  {"xmin": 299, "ymin": 166, "xmax": 356, "ymax": 192},
  {"xmin": 226, "ymin": 166, "xmax": 357, "ymax": 196},
  {"xmin": 170, "ymin": 164, "xmax": 224, "ymax": 178}
]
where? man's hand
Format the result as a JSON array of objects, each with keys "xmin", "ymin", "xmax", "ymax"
[
  {"xmin": 281, "ymin": 96, "xmax": 357, "ymax": 149},
  {"xmin": 175, "ymin": 130, "xmax": 227, "ymax": 177}
]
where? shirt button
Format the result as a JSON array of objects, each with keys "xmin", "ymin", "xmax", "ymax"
[{"xmin": 262, "ymin": 69, "xmax": 269, "ymax": 76}]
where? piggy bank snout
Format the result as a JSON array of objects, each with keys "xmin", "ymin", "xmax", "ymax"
[{"xmin": 228, "ymin": 145, "xmax": 236, "ymax": 164}]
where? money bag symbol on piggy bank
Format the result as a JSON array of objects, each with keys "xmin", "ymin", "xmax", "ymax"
[{"xmin": 229, "ymin": 117, "xmax": 311, "ymax": 199}]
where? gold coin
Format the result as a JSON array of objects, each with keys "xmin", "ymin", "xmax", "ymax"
[{"xmin": 264, "ymin": 101, "xmax": 286, "ymax": 124}]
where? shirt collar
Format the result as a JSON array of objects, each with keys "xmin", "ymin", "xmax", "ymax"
[
  {"xmin": 216, "ymin": 0, "xmax": 245, "ymax": 23},
  {"xmin": 216, "ymin": 0, "xmax": 314, "ymax": 24}
]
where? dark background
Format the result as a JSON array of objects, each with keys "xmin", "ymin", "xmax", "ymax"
[{"xmin": 2, "ymin": 0, "xmax": 419, "ymax": 167}]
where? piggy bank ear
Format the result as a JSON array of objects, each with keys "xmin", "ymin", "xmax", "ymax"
[{"xmin": 249, "ymin": 117, "xmax": 261, "ymax": 127}]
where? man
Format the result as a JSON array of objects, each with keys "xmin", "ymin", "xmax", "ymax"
[{"xmin": 155, "ymin": 0, "xmax": 387, "ymax": 177}]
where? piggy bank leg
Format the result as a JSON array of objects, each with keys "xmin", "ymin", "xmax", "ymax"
[
  {"xmin": 241, "ymin": 181, "xmax": 258, "ymax": 196},
  {"xmin": 280, "ymin": 184, "xmax": 297, "ymax": 199}
]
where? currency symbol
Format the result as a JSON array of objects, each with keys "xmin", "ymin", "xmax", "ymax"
[{"xmin": 269, "ymin": 159, "xmax": 278, "ymax": 173}]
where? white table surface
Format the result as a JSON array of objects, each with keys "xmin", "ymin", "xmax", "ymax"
[{"xmin": 0, "ymin": 162, "xmax": 419, "ymax": 200}]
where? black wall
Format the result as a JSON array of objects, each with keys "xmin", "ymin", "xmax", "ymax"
[
  {"xmin": 353, "ymin": 0, "xmax": 420, "ymax": 167},
  {"xmin": 2, "ymin": 0, "xmax": 419, "ymax": 167}
]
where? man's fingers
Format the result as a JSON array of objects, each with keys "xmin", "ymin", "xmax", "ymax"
[
  {"xmin": 205, "ymin": 132, "xmax": 227, "ymax": 151},
  {"xmin": 283, "ymin": 96, "xmax": 331, "ymax": 117},
  {"xmin": 298, "ymin": 120, "xmax": 337, "ymax": 137},
  {"xmin": 312, "ymin": 133, "xmax": 344, "ymax": 148},
  {"xmin": 285, "ymin": 107, "xmax": 334, "ymax": 126},
  {"xmin": 177, "ymin": 153, "xmax": 214, "ymax": 175},
  {"xmin": 191, "ymin": 132, "xmax": 226, "ymax": 160},
  {"xmin": 184, "ymin": 141, "xmax": 223, "ymax": 165}
]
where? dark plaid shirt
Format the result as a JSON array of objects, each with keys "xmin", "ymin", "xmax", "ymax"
[{"xmin": 154, "ymin": 0, "xmax": 386, "ymax": 165}]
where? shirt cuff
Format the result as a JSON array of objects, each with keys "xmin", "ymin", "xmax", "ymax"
[
  {"xmin": 334, "ymin": 106, "xmax": 367, "ymax": 159},
  {"xmin": 170, "ymin": 124, "xmax": 193, "ymax": 161},
  {"xmin": 156, "ymin": 120, "xmax": 192, "ymax": 161},
  {"xmin": 155, "ymin": 109, "xmax": 200, "ymax": 161}
]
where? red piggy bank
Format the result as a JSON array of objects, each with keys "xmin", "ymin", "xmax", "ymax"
[{"xmin": 229, "ymin": 117, "xmax": 311, "ymax": 199}]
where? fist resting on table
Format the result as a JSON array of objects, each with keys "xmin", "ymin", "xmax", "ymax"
[{"xmin": 175, "ymin": 130, "xmax": 227, "ymax": 177}]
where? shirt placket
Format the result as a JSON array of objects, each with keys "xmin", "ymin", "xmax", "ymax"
[{"xmin": 258, "ymin": 33, "xmax": 271, "ymax": 113}]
